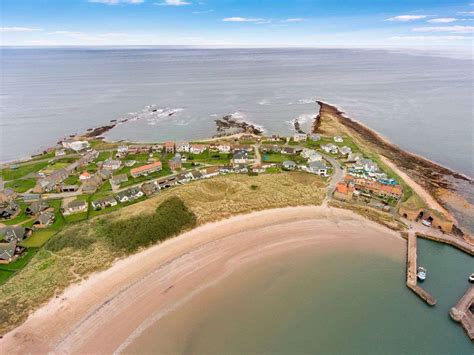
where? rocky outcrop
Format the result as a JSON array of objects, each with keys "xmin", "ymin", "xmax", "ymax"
[{"xmin": 214, "ymin": 114, "xmax": 263, "ymax": 137}]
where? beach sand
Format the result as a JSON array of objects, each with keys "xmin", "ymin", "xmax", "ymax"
[{"xmin": 0, "ymin": 206, "xmax": 404, "ymax": 354}]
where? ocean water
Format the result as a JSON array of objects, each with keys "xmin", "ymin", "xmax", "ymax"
[
  {"xmin": 123, "ymin": 235, "xmax": 473, "ymax": 354},
  {"xmin": 0, "ymin": 47, "xmax": 472, "ymax": 177}
]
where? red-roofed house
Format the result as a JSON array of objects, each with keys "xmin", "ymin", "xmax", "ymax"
[
  {"xmin": 165, "ymin": 142, "xmax": 175, "ymax": 153},
  {"xmin": 79, "ymin": 172, "xmax": 91, "ymax": 181},
  {"xmin": 130, "ymin": 161, "xmax": 162, "ymax": 178}
]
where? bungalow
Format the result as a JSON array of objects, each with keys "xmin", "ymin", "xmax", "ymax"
[
  {"xmin": 130, "ymin": 161, "xmax": 162, "ymax": 178},
  {"xmin": 62, "ymin": 140, "xmax": 90, "ymax": 152},
  {"xmin": 55, "ymin": 149, "xmax": 66, "ymax": 157},
  {"xmin": 168, "ymin": 155, "xmax": 182, "ymax": 170},
  {"xmin": 308, "ymin": 161, "xmax": 328, "ymax": 176},
  {"xmin": 0, "ymin": 188, "xmax": 17, "ymax": 203},
  {"xmin": 217, "ymin": 144, "xmax": 232, "ymax": 153},
  {"xmin": 110, "ymin": 174, "xmax": 128, "ymax": 186},
  {"xmin": 334, "ymin": 136, "xmax": 344, "ymax": 143},
  {"xmin": 321, "ymin": 144, "xmax": 338, "ymax": 154},
  {"xmin": 347, "ymin": 153, "xmax": 364, "ymax": 162},
  {"xmin": 176, "ymin": 142, "xmax": 190, "ymax": 153},
  {"xmin": 91, "ymin": 196, "xmax": 117, "ymax": 210},
  {"xmin": 339, "ymin": 146, "xmax": 352, "ymax": 156},
  {"xmin": 116, "ymin": 187, "xmax": 143, "ymax": 203},
  {"xmin": 26, "ymin": 201, "xmax": 49, "ymax": 215},
  {"xmin": 63, "ymin": 200, "xmax": 88, "ymax": 215},
  {"xmin": 310, "ymin": 134, "xmax": 321, "ymax": 142},
  {"xmin": 201, "ymin": 166, "xmax": 220, "ymax": 179},
  {"xmin": 141, "ymin": 182, "xmax": 159, "ymax": 196},
  {"xmin": 117, "ymin": 145, "xmax": 129, "ymax": 154},
  {"xmin": 97, "ymin": 169, "xmax": 113, "ymax": 180},
  {"xmin": 190, "ymin": 170, "xmax": 203, "ymax": 180},
  {"xmin": 34, "ymin": 211, "xmax": 55, "ymax": 228},
  {"xmin": 282, "ymin": 147, "xmax": 296, "ymax": 155},
  {"xmin": 165, "ymin": 141, "xmax": 175, "ymax": 153},
  {"xmin": 355, "ymin": 159, "xmax": 379, "ymax": 173},
  {"xmin": 0, "ymin": 242, "xmax": 18, "ymax": 264},
  {"xmin": 282, "ymin": 160, "xmax": 297, "ymax": 170},
  {"xmin": 232, "ymin": 151, "xmax": 249, "ymax": 166},
  {"xmin": 0, "ymin": 225, "xmax": 32, "ymax": 243},
  {"xmin": 102, "ymin": 159, "xmax": 122, "ymax": 171},
  {"xmin": 82, "ymin": 175, "xmax": 102, "ymax": 194},
  {"xmin": 301, "ymin": 148, "xmax": 317, "ymax": 159},
  {"xmin": 190, "ymin": 144, "xmax": 207, "ymax": 154},
  {"xmin": 293, "ymin": 133, "xmax": 307, "ymax": 142},
  {"xmin": 0, "ymin": 202, "xmax": 20, "ymax": 220},
  {"xmin": 79, "ymin": 171, "xmax": 91, "ymax": 181}
]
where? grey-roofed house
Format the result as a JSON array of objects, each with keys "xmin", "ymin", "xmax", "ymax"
[
  {"xmin": 141, "ymin": 182, "xmax": 159, "ymax": 196},
  {"xmin": 282, "ymin": 161, "xmax": 297, "ymax": 170},
  {"xmin": 0, "ymin": 202, "xmax": 20, "ymax": 220},
  {"xmin": 0, "ymin": 242, "xmax": 17, "ymax": 264},
  {"xmin": 34, "ymin": 211, "xmax": 55, "ymax": 228},
  {"xmin": 116, "ymin": 187, "xmax": 144, "ymax": 203},
  {"xmin": 92, "ymin": 196, "xmax": 117, "ymax": 210},
  {"xmin": 0, "ymin": 188, "xmax": 17, "ymax": 203},
  {"xmin": 308, "ymin": 161, "xmax": 328, "ymax": 176},
  {"xmin": 110, "ymin": 174, "xmax": 129, "ymax": 186},
  {"xmin": 102, "ymin": 159, "xmax": 122, "ymax": 171},
  {"xmin": 339, "ymin": 146, "xmax": 352, "ymax": 156},
  {"xmin": 63, "ymin": 200, "xmax": 88, "ymax": 215},
  {"xmin": 26, "ymin": 201, "xmax": 49, "ymax": 215},
  {"xmin": 0, "ymin": 225, "xmax": 32, "ymax": 243}
]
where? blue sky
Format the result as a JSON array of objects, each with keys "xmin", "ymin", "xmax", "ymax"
[{"xmin": 1, "ymin": 0, "xmax": 473, "ymax": 49}]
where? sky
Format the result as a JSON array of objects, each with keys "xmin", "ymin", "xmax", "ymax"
[{"xmin": 0, "ymin": 0, "xmax": 473, "ymax": 51}]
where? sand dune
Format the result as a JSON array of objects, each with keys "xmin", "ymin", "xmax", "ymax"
[{"xmin": 0, "ymin": 206, "xmax": 403, "ymax": 354}]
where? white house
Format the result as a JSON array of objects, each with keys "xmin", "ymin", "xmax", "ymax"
[
  {"xmin": 307, "ymin": 152, "xmax": 323, "ymax": 162},
  {"xmin": 282, "ymin": 160, "xmax": 297, "ymax": 170},
  {"xmin": 176, "ymin": 142, "xmax": 191, "ymax": 153},
  {"xmin": 190, "ymin": 144, "xmax": 207, "ymax": 154},
  {"xmin": 232, "ymin": 151, "xmax": 249, "ymax": 166},
  {"xmin": 62, "ymin": 140, "xmax": 90, "ymax": 152},
  {"xmin": 102, "ymin": 159, "xmax": 122, "ymax": 171},
  {"xmin": 293, "ymin": 133, "xmax": 307, "ymax": 142},
  {"xmin": 310, "ymin": 134, "xmax": 321, "ymax": 142},
  {"xmin": 55, "ymin": 149, "xmax": 66, "ymax": 157},
  {"xmin": 339, "ymin": 146, "xmax": 352, "ymax": 156},
  {"xmin": 217, "ymin": 144, "xmax": 231, "ymax": 153},
  {"xmin": 321, "ymin": 144, "xmax": 338, "ymax": 154},
  {"xmin": 308, "ymin": 161, "xmax": 328, "ymax": 176},
  {"xmin": 79, "ymin": 171, "xmax": 91, "ymax": 181},
  {"xmin": 334, "ymin": 136, "xmax": 344, "ymax": 143},
  {"xmin": 63, "ymin": 200, "xmax": 88, "ymax": 215},
  {"xmin": 117, "ymin": 145, "xmax": 129, "ymax": 154}
]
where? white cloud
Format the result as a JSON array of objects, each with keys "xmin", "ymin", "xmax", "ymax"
[
  {"xmin": 458, "ymin": 11, "xmax": 474, "ymax": 15},
  {"xmin": 222, "ymin": 17, "xmax": 263, "ymax": 22},
  {"xmin": 156, "ymin": 0, "xmax": 190, "ymax": 6},
  {"xmin": 427, "ymin": 18, "xmax": 458, "ymax": 23},
  {"xmin": 284, "ymin": 18, "xmax": 305, "ymax": 22},
  {"xmin": 0, "ymin": 27, "xmax": 43, "ymax": 33},
  {"xmin": 387, "ymin": 15, "xmax": 427, "ymax": 22},
  {"xmin": 88, "ymin": 0, "xmax": 144, "ymax": 4},
  {"xmin": 391, "ymin": 35, "xmax": 469, "ymax": 41},
  {"xmin": 49, "ymin": 31, "xmax": 85, "ymax": 36},
  {"xmin": 413, "ymin": 25, "xmax": 474, "ymax": 33},
  {"xmin": 192, "ymin": 9, "xmax": 213, "ymax": 14}
]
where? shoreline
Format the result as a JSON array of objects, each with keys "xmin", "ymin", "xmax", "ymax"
[{"xmin": 0, "ymin": 205, "xmax": 403, "ymax": 354}]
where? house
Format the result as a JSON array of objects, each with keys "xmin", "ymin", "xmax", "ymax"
[
  {"xmin": 232, "ymin": 144, "xmax": 253, "ymax": 152},
  {"xmin": 310, "ymin": 134, "xmax": 321, "ymax": 142},
  {"xmin": 307, "ymin": 152, "xmax": 323, "ymax": 162},
  {"xmin": 0, "ymin": 242, "xmax": 18, "ymax": 264},
  {"xmin": 152, "ymin": 144, "xmax": 163, "ymax": 152},
  {"xmin": 34, "ymin": 211, "xmax": 55, "ymax": 228},
  {"xmin": 191, "ymin": 170, "xmax": 203, "ymax": 180},
  {"xmin": 168, "ymin": 155, "xmax": 182, "ymax": 170},
  {"xmin": 79, "ymin": 171, "xmax": 91, "ymax": 181},
  {"xmin": 102, "ymin": 159, "xmax": 122, "ymax": 171},
  {"xmin": 190, "ymin": 144, "xmax": 207, "ymax": 154},
  {"xmin": 55, "ymin": 149, "xmax": 66, "ymax": 157},
  {"xmin": 321, "ymin": 144, "xmax": 338, "ymax": 154},
  {"xmin": 282, "ymin": 147, "xmax": 296, "ymax": 155},
  {"xmin": 91, "ymin": 196, "xmax": 117, "ymax": 210},
  {"xmin": 165, "ymin": 141, "xmax": 175, "ymax": 153},
  {"xmin": 116, "ymin": 187, "xmax": 143, "ymax": 203},
  {"xmin": 26, "ymin": 201, "xmax": 49, "ymax": 215},
  {"xmin": 347, "ymin": 153, "xmax": 364, "ymax": 162},
  {"xmin": 334, "ymin": 136, "xmax": 344, "ymax": 143},
  {"xmin": 240, "ymin": 134, "xmax": 255, "ymax": 142},
  {"xmin": 62, "ymin": 140, "xmax": 90, "ymax": 152},
  {"xmin": 82, "ymin": 175, "xmax": 102, "ymax": 194},
  {"xmin": 201, "ymin": 166, "xmax": 220, "ymax": 179},
  {"xmin": 333, "ymin": 181, "xmax": 354, "ymax": 201},
  {"xmin": 141, "ymin": 182, "xmax": 159, "ymax": 196},
  {"xmin": 63, "ymin": 200, "xmax": 88, "ymax": 215},
  {"xmin": 308, "ymin": 161, "xmax": 328, "ymax": 176},
  {"xmin": 117, "ymin": 145, "xmax": 129, "ymax": 155},
  {"xmin": 130, "ymin": 161, "xmax": 162, "ymax": 178},
  {"xmin": 110, "ymin": 174, "xmax": 128, "ymax": 186},
  {"xmin": 339, "ymin": 146, "xmax": 352, "ymax": 156},
  {"xmin": 269, "ymin": 134, "xmax": 281, "ymax": 142},
  {"xmin": 125, "ymin": 160, "xmax": 137, "ymax": 167},
  {"xmin": 232, "ymin": 151, "xmax": 249, "ymax": 166},
  {"xmin": 176, "ymin": 142, "xmax": 190, "ymax": 153},
  {"xmin": 217, "ymin": 144, "xmax": 231, "ymax": 153},
  {"xmin": 0, "ymin": 188, "xmax": 17, "ymax": 203},
  {"xmin": 97, "ymin": 169, "xmax": 113, "ymax": 180},
  {"xmin": 293, "ymin": 133, "xmax": 307, "ymax": 142},
  {"xmin": 0, "ymin": 226, "xmax": 32, "ymax": 243},
  {"xmin": 128, "ymin": 146, "xmax": 150, "ymax": 155},
  {"xmin": 282, "ymin": 161, "xmax": 297, "ymax": 170},
  {"xmin": 355, "ymin": 159, "xmax": 379, "ymax": 173},
  {"xmin": 0, "ymin": 202, "xmax": 20, "ymax": 220}
]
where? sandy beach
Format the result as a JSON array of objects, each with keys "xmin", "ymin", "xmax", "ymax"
[{"xmin": 0, "ymin": 206, "xmax": 404, "ymax": 354}]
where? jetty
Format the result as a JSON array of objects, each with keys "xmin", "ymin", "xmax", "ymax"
[
  {"xmin": 450, "ymin": 285, "xmax": 474, "ymax": 340},
  {"xmin": 406, "ymin": 232, "xmax": 437, "ymax": 306},
  {"xmin": 415, "ymin": 231, "xmax": 474, "ymax": 256}
]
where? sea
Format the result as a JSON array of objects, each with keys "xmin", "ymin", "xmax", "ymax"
[{"xmin": 0, "ymin": 47, "xmax": 472, "ymax": 178}]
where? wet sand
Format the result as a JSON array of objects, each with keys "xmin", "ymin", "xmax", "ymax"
[{"xmin": 0, "ymin": 206, "xmax": 404, "ymax": 354}]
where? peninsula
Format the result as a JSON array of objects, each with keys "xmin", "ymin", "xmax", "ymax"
[{"xmin": 0, "ymin": 100, "xmax": 472, "ymax": 352}]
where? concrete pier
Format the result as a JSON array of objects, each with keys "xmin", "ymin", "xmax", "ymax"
[
  {"xmin": 406, "ymin": 232, "xmax": 437, "ymax": 306},
  {"xmin": 415, "ymin": 232, "xmax": 474, "ymax": 256},
  {"xmin": 450, "ymin": 285, "xmax": 474, "ymax": 340}
]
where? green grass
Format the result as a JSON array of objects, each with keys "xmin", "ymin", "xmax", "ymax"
[
  {"xmin": 64, "ymin": 212, "xmax": 88, "ymax": 224},
  {"xmin": 0, "ymin": 161, "xmax": 49, "ymax": 181},
  {"xmin": 30, "ymin": 151, "xmax": 55, "ymax": 161},
  {"xmin": 63, "ymin": 175, "xmax": 79, "ymax": 185},
  {"xmin": 119, "ymin": 167, "xmax": 172, "ymax": 188},
  {"xmin": 21, "ymin": 230, "xmax": 58, "ymax": 248},
  {"xmin": 186, "ymin": 151, "xmax": 231, "ymax": 165},
  {"xmin": 4, "ymin": 178, "xmax": 36, "ymax": 193},
  {"xmin": 95, "ymin": 151, "xmax": 112, "ymax": 162},
  {"xmin": 40, "ymin": 162, "xmax": 70, "ymax": 174},
  {"xmin": 0, "ymin": 270, "xmax": 15, "ymax": 284}
]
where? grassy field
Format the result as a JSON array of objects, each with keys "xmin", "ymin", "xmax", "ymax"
[
  {"xmin": 0, "ymin": 161, "xmax": 49, "ymax": 181},
  {"xmin": 0, "ymin": 172, "xmax": 326, "ymax": 335},
  {"xmin": 5, "ymin": 178, "xmax": 36, "ymax": 193}
]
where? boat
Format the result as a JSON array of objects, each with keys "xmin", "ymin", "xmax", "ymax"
[
  {"xmin": 417, "ymin": 266, "xmax": 427, "ymax": 281},
  {"xmin": 469, "ymin": 273, "xmax": 474, "ymax": 283}
]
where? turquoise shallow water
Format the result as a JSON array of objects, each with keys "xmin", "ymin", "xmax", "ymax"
[{"xmin": 123, "ymin": 237, "xmax": 473, "ymax": 354}]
